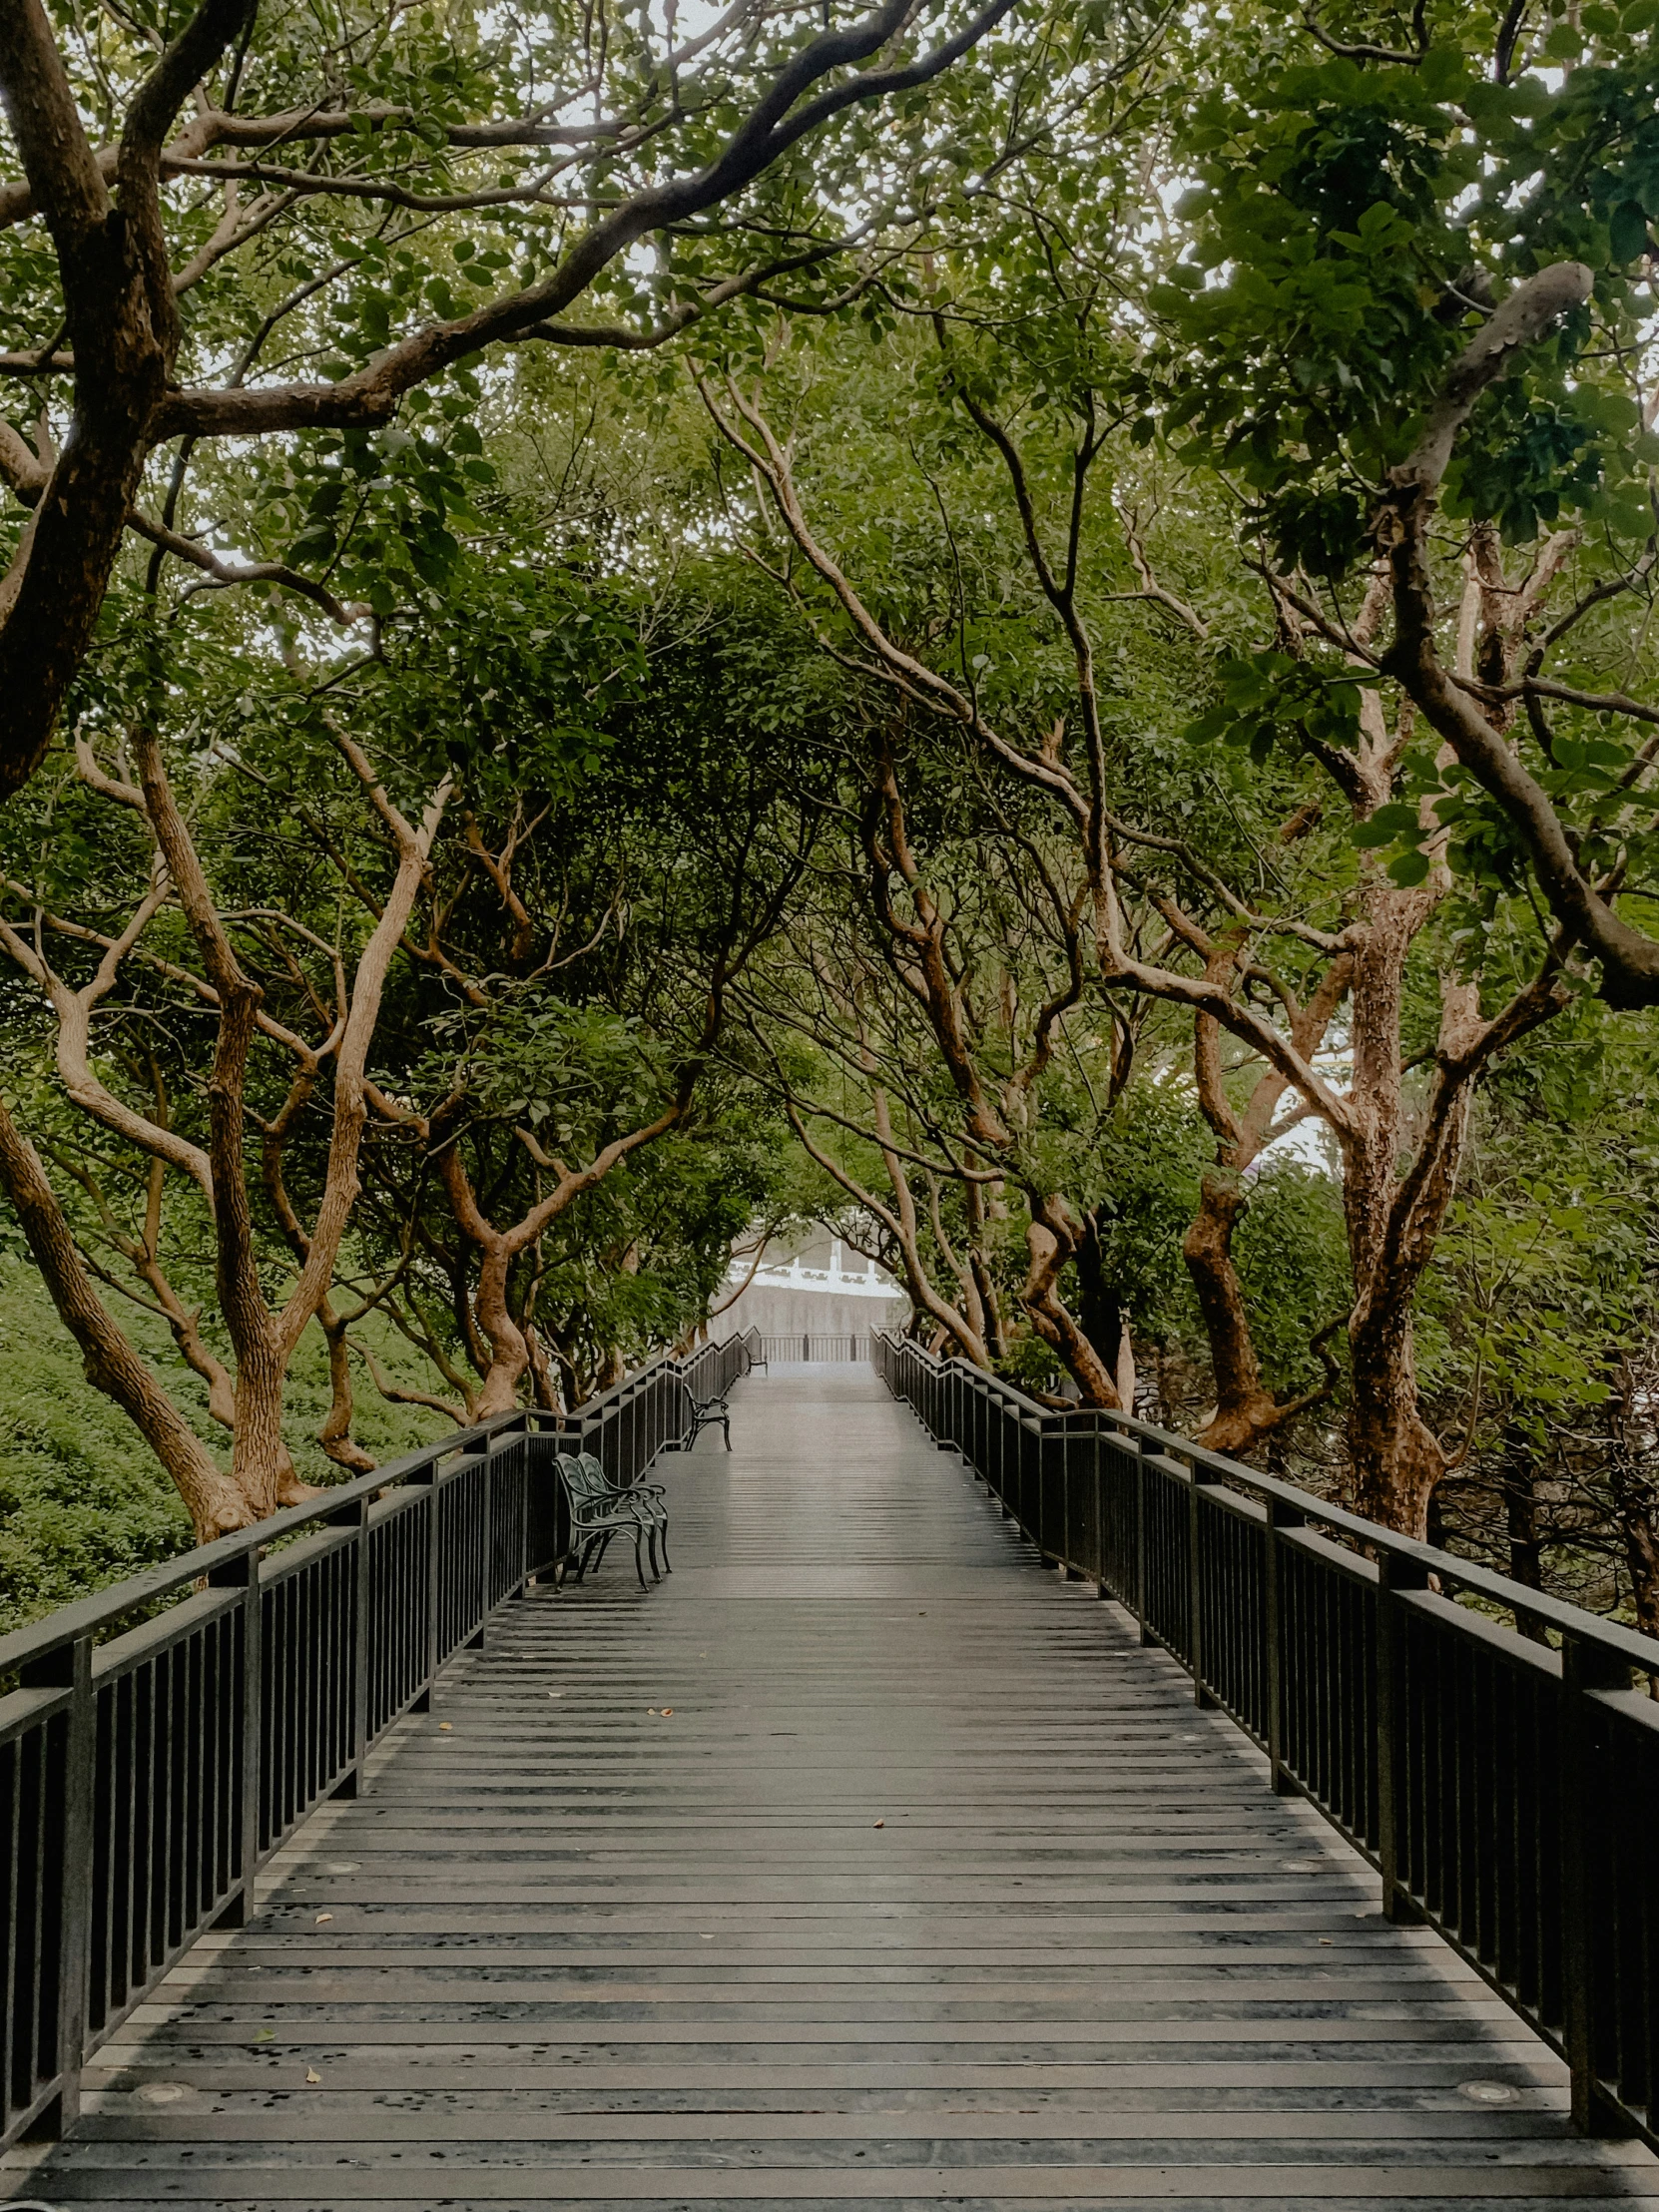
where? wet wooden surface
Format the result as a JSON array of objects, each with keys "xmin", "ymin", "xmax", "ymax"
[{"xmin": 8, "ymin": 1367, "xmax": 1658, "ymax": 2209}]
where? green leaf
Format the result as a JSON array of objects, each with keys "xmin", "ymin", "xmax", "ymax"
[
  {"xmin": 1182, "ymin": 707, "xmax": 1234, "ymax": 745},
  {"xmin": 1610, "ymin": 200, "xmax": 1650, "ymax": 264}
]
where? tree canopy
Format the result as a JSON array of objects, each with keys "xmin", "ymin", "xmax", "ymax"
[{"xmin": 6, "ymin": 0, "xmax": 1659, "ymax": 1646}]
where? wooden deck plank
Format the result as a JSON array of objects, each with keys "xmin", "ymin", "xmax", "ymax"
[{"xmin": 7, "ymin": 1369, "xmax": 1656, "ymax": 2210}]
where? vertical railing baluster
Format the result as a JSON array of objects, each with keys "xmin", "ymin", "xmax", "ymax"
[
  {"xmin": 1093, "ymin": 1423, "xmax": 1108, "ymax": 1598},
  {"xmin": 1265, "ymin": 1499, "xmax": 1302, "ymax": 1797},
  {"xmin": 474, "ymin": 1447, "xmax": 492, "ymax": 1645},
  {"xmin": 412, "ymin": 1461, "xmax": 442, "ymax": 1712},
  {"xmin": 17, "ymin": 1634, "xmax": 93, "ymax": 2138},
  {"xmin": 325, "ymin": 1497, "xmax": 369, "ymax": 1798},
  {"xmin": 1560, "ymin": 1631, "xmax": 1628, "ymax": 2134},
  {"xmin": 1378, "ymin": 1551, "xmax": 1429, "ymax": 1927},
  {"xmin": 1188, "ymin": 1470, "xmax": 1211, "ymax": 1706},
  {"xmin": 207, "ymin": 1548, "xmax": 262, "ymax": 1927},
  {"xmin": 1134, "ymin": 1438, "xmax": 1151, "ymax": 1644}
]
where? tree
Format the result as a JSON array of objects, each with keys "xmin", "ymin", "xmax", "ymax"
[
  {"xmin": 0, "ymin": 695, "xmax": 445, "ymax": 1534},
  {"xmin": 0, "ymin": 0, "xmax": 1028, "ymax": 800},
  {"xmin": 1155, "ymin": 11, "xmax": 1659, "ymax": 1010}
]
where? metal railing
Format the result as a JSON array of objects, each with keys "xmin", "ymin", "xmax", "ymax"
[
  {"xmin": 760, "ymin": 1334, "xmax": 868, "ymax": 1364},
  {"xmin": 872, "ymin": 1330, "xmax": 1659, "ymax": 2150},
  {"xmin": 0, "ymin": 1327, "xmax": 758, "ymax": 2149}
]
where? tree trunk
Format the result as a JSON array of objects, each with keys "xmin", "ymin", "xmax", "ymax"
[
  {"xmin": 0, "ymin": 1099, "xmax": 253, "ymax": 1539},
  {"xmin": 1023, "ymin": 1206, "xmax": 1120, "ymax": 1407},
  {"xmin": 1182, "ymin": 1174, "xmax": 1297, "ymax": 1455},
  {"xmin": 316, "ymin": 1298, "xmax": 375, "ymax": 1474},
  {"xmin": 470, "ymin": 1244, "xmax": 530, "ymax": 1414},
  {"xmin": 1340, "ymin": 878, "xmax": 1449, "ymax": 1537},
  {"xmin": 1074, "ymin": 1210, "xmax": 1124, "ymax": 1378},
  {"xmin": 1348, "ymin": 1295, "xmax": 1444, "ymax": 1536},
  {"xmin": 1625, "ymin": 1505, "xmax": 1659, "ymax": 1647},
  {"xmin": 523, "ymin": 1324, "xmax": 562, "ymax": 1411},
  {"xmin": 1499, "ymin": 1421, "xmax": 1548, "ymax": 1641},
  {"xmin": 231, "ymin": 1334, "xmax": 302, "ymax": 1519},
  {"xmin": 964, "ymin": 1182, "xmax": 1006, "ymax": 1361}
]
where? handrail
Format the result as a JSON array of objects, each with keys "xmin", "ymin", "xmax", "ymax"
[
  {"xmin": 0, "ymin": 1325, "xmax": 759, "ymax": 2149},
  {"xmin": 871, "ymin": 1329, "xmax": 1659, "ymax": 2151}
]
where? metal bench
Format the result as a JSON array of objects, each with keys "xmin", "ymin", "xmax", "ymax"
[
  {"xmin": 676, "ymin": 1387, "xmax": 730, "ymax": 1451},
  {"xmin": 555, "ymin": 1451, "xmax": 671, "ymax": 1589}
]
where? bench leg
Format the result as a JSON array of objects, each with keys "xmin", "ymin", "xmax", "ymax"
[
  {"xmin": 722, "ymin": 1412, "xmax": 731, "ymax": 1450},
  {"xmin": 633, "ymin": 1528, "xmax": 649, "ymax": 1591}
]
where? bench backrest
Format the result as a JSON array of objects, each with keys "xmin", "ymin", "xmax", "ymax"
[{"xmin": 558, "ymin": 1451, "xmax": 617, "ymax": 1513}]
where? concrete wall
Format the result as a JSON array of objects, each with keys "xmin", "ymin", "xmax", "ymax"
[{"xmin": 716, "ymin": 1279, "xmax": 908, "ymax": 1343}]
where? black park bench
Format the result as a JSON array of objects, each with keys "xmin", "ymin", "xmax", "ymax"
[
  {"xmin": 555, "ymin": 1451, "xmax": 671, "ymax": 1590},
  {"xmin": 682, "ymin": 1391, "xmax": 732, "ymax": 1450}
]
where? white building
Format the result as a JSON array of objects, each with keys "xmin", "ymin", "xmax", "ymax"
[{"xmin": 717, "ymin": 1232, "xmax": 908, "ymax": 1350}]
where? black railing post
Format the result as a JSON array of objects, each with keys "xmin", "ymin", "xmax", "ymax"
[
  {"xmin": 1264, "ymin": 1498, "xmax": 1303, "ymax": 1797},
  {"xmin": 412, "ymin": 1461, "xmax": 442, "ymax": 1709},
  {"xmin": 1560, "ymin": 1630, "xmax": 1629, "ymax": 2135},
  {"xmin": 327, "ymin": 1495, "xmax": 370, "ymax": 1798},
  {"xmin": 20, "ymin": 1632, "xmax": 94, "ymax": 2136},
  {"xmin": 1093, "ymin": 1420, "xmax": 1109, "ymax": 1599},
  {"xmin": 1134, "ymin": 1437, "xmax": 1151, "ymax": 1644},
  {"xmin": 1188, "ymin": 1468, "xmax": 1213, "ymax": 1708},
  {"xmin": 1037, "ymin": 1418, "xmax": 1055, "ymax": 1564},
  {"xmin": 470, "ymin": 1446, "xmax": 493, "ymax": 1646},
  {"xmin": 208, "ymin": 1548, "xmax": 262, "ymax": 1917},
  {"xmin": 1377, "ymin": 1550, "xmax": 1429, "ymax": 1926}
]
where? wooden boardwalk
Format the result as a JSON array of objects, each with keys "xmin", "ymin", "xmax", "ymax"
[{"xmin": 10, "ymin": 1368, "xmax": 1659, "ymax": 2210}]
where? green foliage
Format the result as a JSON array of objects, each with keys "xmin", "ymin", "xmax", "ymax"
[
  {"xmin": 1232, "ymin": 1162, "xmax": 1352, "ymax": 1396},
  {"xmin": 1184, "ymin": 650, "xmax": 1372, "ymax": 766},
  {"xmin": 0, "ymin": 1263, "xmax": 189, "ymax": 1632},
  {"xmin": 0, "ymin": 1261, "xmax": 447, "ymax": 1633}
]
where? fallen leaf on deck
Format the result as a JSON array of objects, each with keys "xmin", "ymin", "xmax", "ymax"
[
  {"xmin": 661, "ymin": 1708, "xmax": 674, "ymax": 1716},
  {"xmin": 438, "ymin": 1722, "xmax": 452, "ymax": 1732},
  {"xmin": 873, "ymin": 1820, "xmax": 885, "ymax": 1829},
  {"xmin": 315, "ymin": 1914, "xmax": 333, "ymax": 1925},
  {"xmin": 254, "ymin": 2029, "xmax": 275, "ymax": 2041},
  {"xmin": 304, "ymin": 2068, "xmax": 321, "ymax": 2085}
]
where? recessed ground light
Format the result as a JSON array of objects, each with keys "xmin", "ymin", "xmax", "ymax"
[
  {"xmin": 1280, "ymin": 1859, "xmax": 1322, "ymax": 1872},
  {"xmin": 1459, "ymin": 2080, "xmax": 1518, "ymax": 2103},
  {"xmin": 324, "ymin": 1863, "xmax": 359, "ymax": 1875},
  {"xmin": 137, "ymin": 2083, "xmax": 190, "ymax": 2103}
]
